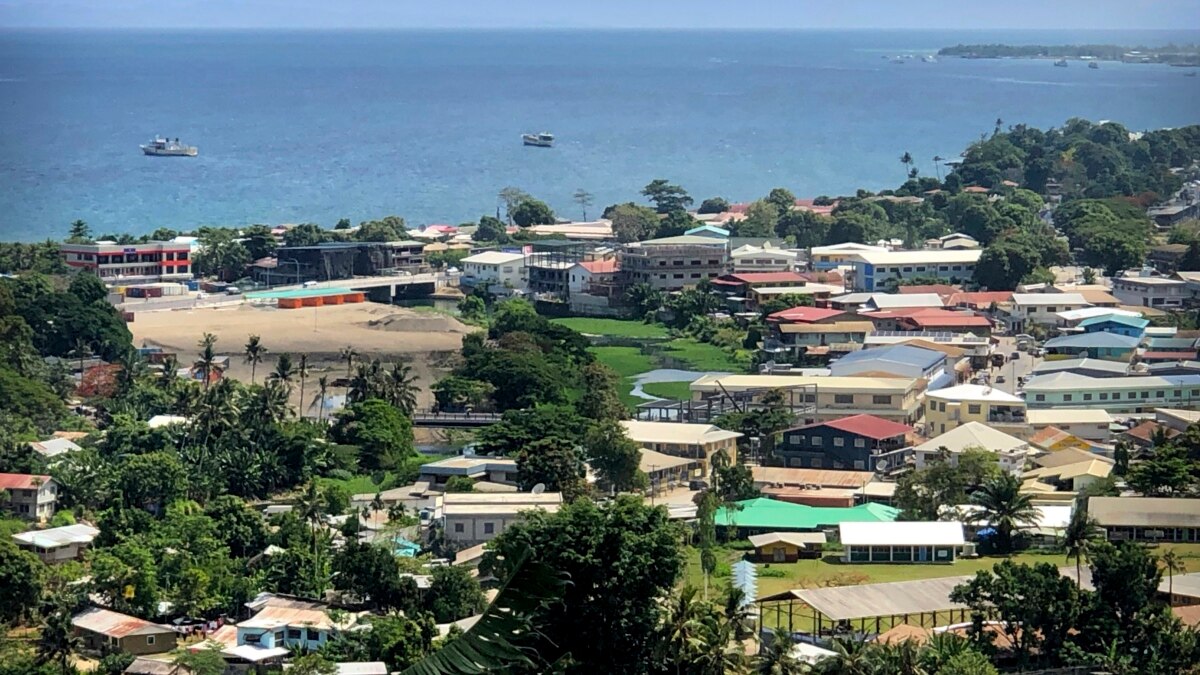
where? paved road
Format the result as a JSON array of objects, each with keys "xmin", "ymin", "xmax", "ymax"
[{"xmin": 986, "ymin": 335, "xmax": 1042, "ymax": 395}]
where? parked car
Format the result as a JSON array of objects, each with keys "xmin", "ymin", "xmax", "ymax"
[
  {"xmin": 689, "ymin": 480, "xmax": 709, "ymax": 491},
  {"xmin": 225, "ymin": 287, "xmax": 242, "ymax": 295},
  {"xmin": 302, "ymin": 280, "xmax": 318, "ymax": 288}
]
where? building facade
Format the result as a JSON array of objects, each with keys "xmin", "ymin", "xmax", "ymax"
[
  {"xmin": 60, "ymin": 241, "xmax": 192, "ymax": 283},
  {"xmin": 0, "ymin": 473, "xmax": 57, "ymax": 521},
  {"xmin": 923, "ymin": 384, "xmax": 1027, "ymax": 436},
  {"xmin": 619, "ymin": 236, "xmax": 729, "ymax": 292},
  {"xmin": 1112, "ymin": 275, "xmax": 1188, "ymax": 309},
  {"xmin": 778, "ymin": 415, "xmax": 912, "ymax": 471},
  {"xmin": 842, "ymin": 249, "xmax": 981, "ymax": 292}
]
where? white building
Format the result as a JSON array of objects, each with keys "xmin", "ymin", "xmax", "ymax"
[
  {"xmin": 13, "ymin": 523, "xmax": 99, "ymax": 564},
  {"xmin": 1008, "ymin": 293, "xmax": 1091, "ymax": 331},
  {"xmin": 461, "ymin": 251, "xmax": 526, "ymax": 289},
  {"xmin": 1111, "ymin": 274, "xmax": 1188, "ymax": 309},
  {"xmin": 913, "ymin": 422, "xmax": 1029, "ymax": 475},
  {"xmin": 730, "ymin": 242, "xmax": 799, "ymax": 272},
  {"xmin": 810, "ymin": 242, "xmax": 888, "ymax": 272},
  {"xmin": 1025, "ymin": 409, "xmax": 1114, "ymax": 442},
  {"xmin": 620, "ymin": 420, "xmax": 742, "ymax": 476},
  {"xmin": 840, "ymin": 521, "xmax": 967, "ymax": 563},
  {"xmin": 841, "ymin": 249, "xmax": 982, "ymax": 292},
  {"xmin": 442, "ymin": 493, "xmax": 563, "ymax": 545}
]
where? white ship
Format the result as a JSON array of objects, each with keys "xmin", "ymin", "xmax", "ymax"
[
  {"xmin": 141, "ymin": 136, "xmax": 198, "ymax": 157},
  {"xmin": 522, "ymin": 132, "xmax": 554, "ymax": 147}
]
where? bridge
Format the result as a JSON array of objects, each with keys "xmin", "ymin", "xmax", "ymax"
[
  {"xmin": 410, "ymin": 409, "xmax": 504, "ymax": 428},
  {"xmin": 246, "ymin": 272, "xmax": 457, "ymax": 304}
]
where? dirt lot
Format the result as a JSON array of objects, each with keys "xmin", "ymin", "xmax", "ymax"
[{"xmin": 130, "ymin": 302, "xmax": 472, "ymax": 409}]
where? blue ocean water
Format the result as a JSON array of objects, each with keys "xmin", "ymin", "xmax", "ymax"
[{"xmin": 0, "ymin": 29, "xmax": 1198, "ymax": 240}]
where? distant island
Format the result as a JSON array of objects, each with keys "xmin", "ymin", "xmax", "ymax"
[{"xmin": 938, "ymin": 43, "xmax": 1200, "ymax": 66}]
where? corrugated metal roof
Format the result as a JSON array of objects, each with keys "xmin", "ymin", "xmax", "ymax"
[
  {"xmin": 714, "ymin": 498, "xmax": 898, "ymax": 530},
  {"xmin": 747, "ymin": 532, "xmax": 828, "ymax": 548},
  {"xmin": 810, "ymin": 414, "xmax": 913, "ymax": 440},
  {"xmin": 1088, "ymin": 497, "xmax": 1200, "ymax": 528},
  {"xmin": 839, "ymin": 521, "xmax": 965, "ymax": 547},
  {"xmin": 0, "ymin": 473, "xmax": 52, "ymax": 490},
  {"xmin": 72, "ymin": 607, "xmax": 170, "ymax": 638},
  {"xmin": 751, "ymin": 466, "xmax": 876, "ymax": 489}
]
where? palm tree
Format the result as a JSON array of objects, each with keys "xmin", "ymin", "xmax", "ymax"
[
  {"xmin": 1063, "ymin": 505, "xmax": 1102, "ymax": 587},
  {"xmin": 755, "ymin": 631, "xmax": 806, "ymax": 675},
  {"xmin": 994, "ymin": 117, "xmax": 1004, "ymax": 135},
  {"xmin": 900, "ymin": 151, "xmax": 914, "ymax": 181},
  {"xmin": 243, "ymin": 334, "xmax": 267, "ymax": 383},
  {"xmin": 1162, "ymin": 549, "xmax": 1188, "ymax": 599},
  {"xmin": 315, "ymin": 375, "xmax": 329, "ymax": 422},
  {"xmin": 270, "ymin": 353, "xmax": 295, "ymax": 393},
  {"xmin": 970, "ymin": 473, "xmax": 1039, "ymax": 553},
  {"xmin": 295, "ymin": 480, "xmax": 327, "ymax": 596},
  {"xmin": 660, "ymin": 587, "xmax": 708, "ymax": 675},
  {"xmin": 817, "ymin": 637, "xmax": 872, "ymax": 675},
  {"xmin": 932, "ymin": 155, "xmax": 945, "ymax": 182},
  {"xmin": 195, "ymin": 332, "xmax": 219, "ymax": 390},
  {"xmin": 36, "ymin": 602, "xmax": 80, "ymax": 674},
  {"xmin": 387, "ymin": 360, "xmax": 418, "ymax": 414},
  {"xmin": 919, "ymin": 633, "xmax": 971, "ymax": 673},
  {"xmin": 573, "ymin": 188, "xmax": 594, "ymax": 221},
  {"xmin": 339, "ymin": 345, "xmax": 358, "ymax": 380},
  {"xmin": 296, "ymin": 354, "xmax": 310, "ymax": 418}
]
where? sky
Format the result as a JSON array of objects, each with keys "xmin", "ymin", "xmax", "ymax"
[{"xmin": 0, "ymin": 0, "xmax": 1196, "ymax": 30}]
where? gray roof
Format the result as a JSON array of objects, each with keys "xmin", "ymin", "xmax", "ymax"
[
  {"xmin": 1032, "ymin": 358, "xmax": 1128, "ymax": 375},
  {"xmin": 831, "ymin": 344, "xmax": 944, "ymax": 371},
  {"xmin": 1043, "ymin": 332, "xmax": 1141, "ymax": 349},
  {"xmin": 1146, "ymin": 337, "xmax": 1198, "ymax": 349},
  {"xmin": 1088, "ymin": 497, "xmax": 1200, "ymax": 528}
]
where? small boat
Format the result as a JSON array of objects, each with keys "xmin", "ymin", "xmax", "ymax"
[
  {"xmin": 1186, "ymin": 71, "xmax": 1198, "ymax": 78},
  {"xmin": 522, "ymin": 132, "xmax": 554, "ymax": 148},
  {"xmin": 1053, "ymin": 59, "xmax": 1068, "ymax": 67},
  {"xmin": 141, "ymin": 136, "xmax": 197, "ymax": 157},
  {"xmin": 891, "ymin": 57, "xmax": 906, "ymax": 64},
  {"xmin": 922, "ymin": 55, "xmax": 937, "ymax": 63},
  {"xmin": 1088, "ymin": 61, "xmax": 1100, "ymax": 69}
]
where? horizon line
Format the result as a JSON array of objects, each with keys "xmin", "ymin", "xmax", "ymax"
[{"xmin": 3, "ymin": 26, "xmax": 1199, "ymax": 33}]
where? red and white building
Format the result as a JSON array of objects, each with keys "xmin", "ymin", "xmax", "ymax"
[{"xmin": 60, "ymin": 241, "xmax": 193, "ymax": 283}]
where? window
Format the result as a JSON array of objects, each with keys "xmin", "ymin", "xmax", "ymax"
[
  {"xmin": 1127, "ymin": 392, "xmax": 1138, "ymax": 399},
  {"xmin": 810, "ymin": 458, "xmax": 822, "ymax": 468},
  {"xmin": 245, "ymin": 633, "xmax": 261, "ymax": 644},
  {"xmin": 1046, "ymin": 307, "xmax": 1057, "ymax": 313},
  {"xmin": 1083, "ymin": 393, "xmax": 1092, "ymax": 401},
  {"xmin": 1035, "ymin": 394, "xmax": 1045, "ymax": 402},
  {"xmin": 1174, "ymin": 390, "xmax": 1182, "ymax": 397},
  {"xmin": 854, "ymin": 438, "xmax": 865, "ymax": 448},
  {"xmin": 146, "ymin": 636, "xmax": 156, "ymax": 645},
  {"xmin": 967, "ymin": 404, "xmax": 981, "ymax": 414},
  {"xmin": 1100, "ymin": 393, "xmax": 1108, "ymax": 400},
  {"xmin": 1140, "ymin": 391, "xmax": 1149, "ymax": 399},
  {"xmin": 1063, "ymin": 394, "xmax": 1072, "ymax": 402},
  {"xmin": 872, "ymin": 395, "xmax": 891, "ymax": 405},
  {"xmin": 915, "ymin": 266, "xmax": 926, "ymax": 272},
  {"xmin": 812, "ymin": 436, "xmax": 823, "ymax": 446},
  {"xmin": 952, "ymin": 265, "xmax": 962, "ymax": 271},
  {"xmin": 484, "ymin": 522, "xmax": 495, "ymax": 535},
  {"xmin": 453, "ymin": 523, "xmax": 464, "ymax": 533},
  {"xmin": 288, "ymin": 629, "xmax": 302, "ymax": 640},
  {"xmin": 305, "ymin": 628, "xmax": 318, "ymax": 642},
  {"xmin": 834, "ymin": 394, "xmax": 853, "ymax": 404},
  {"xmin": 673, "ymin": 273, "xmax": 683, "ymax": 279},
  {"xmin": 1156, "ymin": 391, "xmax": 1165, "ymax": 398},
  {"xmin": 833, "ymin": 437, "xmax": 844, "ymax": 447},
  {"xmin": 939, "ymin": 266, "xmax": 949, "ymax": 272},
  {"xmin": 902, "ymin": 266, "xmax": 913, "ymax": 272}
]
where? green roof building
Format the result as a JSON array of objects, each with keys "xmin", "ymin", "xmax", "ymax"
[{"xmin": 714, "ymin": 497, "xmax": 899, "ymax": 534}]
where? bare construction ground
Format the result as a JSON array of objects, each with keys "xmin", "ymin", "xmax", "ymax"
[{"xmin": 130, "ymin": 302, "xmax": 472, "ymax": 409}]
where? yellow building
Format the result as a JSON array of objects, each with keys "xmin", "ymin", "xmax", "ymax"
[
  {"xmin": 689, "ymin": 374, "xmax": 925, "ymax": 425},
  {"xmin": 923, "ymin": 384, "xmax": 1026, "ymax": 436},
  {"xmin": 620, "ymin": 420, "xmax": 742, "ymax": 477}
]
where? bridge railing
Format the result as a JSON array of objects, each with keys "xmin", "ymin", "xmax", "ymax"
[{"xmin": 411, "ymin": 409, "xmax": 504, "ymax": 422}]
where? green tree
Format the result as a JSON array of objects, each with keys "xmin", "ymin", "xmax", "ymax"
[
  {"xmin": 172, "ymin": 644, "xmax": 226, "ymax": 675},
  {"xmin": 283, "ymin": 223, "xmax": 332, "ymax": 247},
  {"xmin": 35, "ymin": 599, "xmax": 80, "ymax": 674},
  {"xmin": 697, "ymin": 197, "xmax": 730, "ymax": 214},
  {"xmin": 895, "ymin": 448, "xmax": 1000, "ymax": 520},
  {"xmin": 0, "ymin": 541, "xmax": 41, "ymax": 625},
  {"xmin": 1063, "ymin": 505, "xmax": 1102, "ymax": 587},
  {"xmin": 427, "ymin": 564, "xmax": 485, "ymax": 623},
  {"xmin": 642, "ymin": 179, "xmax": 693, "ymax": 214},
  {"xmin": 431, "ymin": 376, "xmax": 493, "ymax": 412},
  {"xmin": 731, "ymin": 200, "xmax": 779, "ymax": 238},
  {"xmin": 969, "ymin": 473, "xmax": 1039, "ymax": 553},
  {"xmin": 608, "ymin": 202, "xmax": 661, "ymax": 243},
  {"xmin": 623, "ymin": 282, "xmax": 664, "ymax": 318},
  {"xmin": 576, "ymin": 361, "xmax": 629, "ymax": 422},
  {"xmin": 510, "ymin": 199, "xmax": 556, "ymax": 227},
  {"xmin": 498, "ymin": 187, "xmax": 532, "ymax": 224},
  {"xmin": 516, "ymin": 437, "xmax": 587, "ymax": 501},
  {"xmin": 482, "ymin": 496, "xmax": 683, "ymax": 674},
  {"xmin": 67, "ymin": 219, "xmax": 92, "ymax": 243},
  {"xmin": 765, "ymin": 187, "xmax": 797, "ymax": 215},
  {"xmin": 475, "ymin": 215, "xmax": 509, "ymax": 243},
  {"xmin": 331, "ymin": 540, "xmax": 419, "ymax": 612},
  {"xmin": 243, "ymin": 334, "xmax": 267, "ymax": 384},
  {"xmin": 330, "ymin": 399, "xmax": 415, "ymax": 471},
  {"xmin": 289, "ymin": 654, "xmax": 339, "ymax": 675},
  {"xmin": 357, "ymin": 217, "xmax": 406, "ymax": 242},
  {"xmin": 572, "ymin": 188, "xmax": 594, "ymax": 221},
  {"xmin": 443, "ymin": 476, "xmax": 475, "ymax": 493},
  {"xmin": 1126, "ymin": 444, "xmax": 1195, "ymax": 496},
  {"xmin": 583, "ymin": 420, "xmax": 645, "ymax": 493}
]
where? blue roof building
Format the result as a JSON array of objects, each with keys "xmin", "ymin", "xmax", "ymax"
[
  {"xmin": 829, "ymin": 344, "xmax": 952, "ymax": 388},
  {"xmin": 1078, "ymin": 314, "xmax": 1150, "ymax": 338},
  {"xmin": 1043, "ymin": 332, "xmax": 1140, "ymax": 361},
  {"xmin": 685, "ymin": 224, "xmax": 731, "ymax": 238}
]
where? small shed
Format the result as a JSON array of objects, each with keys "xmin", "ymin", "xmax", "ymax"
[
  {"xmin": 748, "ymin": 531, "xmax": 827, "ymax": 562},
  {"xmin": 72, "ymin": 607, "xmax": 176, "ymax": 655}
]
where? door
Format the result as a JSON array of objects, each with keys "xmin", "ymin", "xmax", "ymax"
[{"xmin": 773, "ymin": 546, "xmax": 787, "ymax": 562}]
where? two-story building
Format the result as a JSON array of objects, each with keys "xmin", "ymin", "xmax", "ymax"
[
  {"xmin": 460, "ymin": 251, "xmax": 526, "ymax": 290},
  {"xmin": 689, "ymin": 374, "xmax": 925, "ymax": 425},
  {"xmin": 234, "ymin": 595, "xmax": 357, "ymax": 660},
  {"xmin": 842, "ymin": 249, "xmax": 981, "ymax": 292},
  {"xmin": 418, "ymin": 456, "xmax": 519, "ymax": 491},
  {"xmin": 1025, "ymin": 408, "xmax": 1114, "ymax": 443},
  {"xmin": 765, "ymin": 320, "xmax": 875, "ymax": 359},
  {"xmin": 1112, "ymin": 274, "xmax": 1188, "ymax": 309},
  {"xmin": 923, "ymin": 384, "xmax": 1026, "ymax": 436},
  {"xmin": 442, "ymin": 492, "xmax": 563, "ymax": 545},
  {"xmin": 1055, "ymin": 306, "xmax": 1143, "ymax": 328},
  {"xmin": 0, "ymin": 473, "xmax": 57, "ymax": 521},
  {"xmin": 1088, "ymin": 497, "xmax": 1200, "ymax": 543},
  {"xmin": 620, "ymin": 420, "xmax": 742, "ymax": 475},
  {"xmin": 619, "ymin": 235, "xmax": 730, "ymax": 292},
  {"xmin": 1022, "ymin": 372, "xmax": 1200, "ymax": 414},
  {"xmin": 711, "ymin": 272, "xmax": 810, "ymax": 310},
  {"xmin": 60, "ymin": 241, "xmax": 193, "ymax": 283},
  {"xmin": 778, "ymin": 415, "xmax": 913, "ymax": 470},
  {"xmin": 567, "ymin": 259, "xmax": 620, "ymax": 298},
  {"xmin": 913, "ymin": 422, "xmax": 1029, "ymax": 476},
  {"xmin": 1007, "ymin": 293, "xmax": 1091, "ymax": 332}
]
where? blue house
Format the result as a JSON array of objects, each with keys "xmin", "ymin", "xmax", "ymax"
[
  {"xmin": 1043, "ymin": 332, "xmax": 1140, "ymax": 361},
  {"xmin": 1078, "ymin": 314, "xmax": 1149, "ymax": 339},
  {"xmin": 235, "ymin": 595, "xmax": 358, "ymax": 659}
]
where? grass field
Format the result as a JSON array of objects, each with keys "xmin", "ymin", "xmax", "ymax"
[
  {"xmin": 683, "ymin": 542, "xmax": 1200, "ymax": 633},
  {"xmin": 660, "ymin": 338, "xmax": 747, "ymax": 371},
  {"xmin": 592, "ymin": 346, "xmax": 657, "ymax": 378},
  {"xmin": 552, "ymin": 317, "xmax": 669, "ymax": 339},
  {"xmin": 641, "ymin": 380, "xmax": 693, "ymax": 401}
]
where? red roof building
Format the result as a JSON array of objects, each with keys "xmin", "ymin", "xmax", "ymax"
[
  {"xmin": 819, "ymin": 415, "xmax": 914, "ymax": 441},
  {"xmin": 862, "ymin": 308, "xmax": 992, "ymax": 332},
  {"xmin": 714, "ymin": 271, "xmax": 807, "ymax": 285},
  {"xmin": 578, "ymin": 259, "xmax": 619, "ymax": 274},
  {"xmin": 898, "ymin": 284, "xmax": 960, "ymax": 298},
  {"xmin": 0, "ymin": 473, "xmax": 52, "ymax": 490},
  {"xmin": 767, "ymin": 306, "xmax": 847, "ymax": 324}
]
